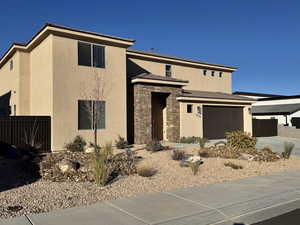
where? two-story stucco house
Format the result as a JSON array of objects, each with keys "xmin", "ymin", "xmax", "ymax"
[{"xmin": 0, "ymin": 23, "xmax": 254, "ymax": 151}]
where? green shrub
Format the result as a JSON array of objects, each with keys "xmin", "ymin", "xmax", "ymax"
[
  {"xmin": 189, "ymin": 162, "xmax": 200, "ymax": 175},
  {"xmin": 115, "ymin": 135, "xmax": 128, "ymax": 149},
  {"xmin": 146, "ymin": 140, "xmax": 164, "ymax": 152},
  {"xmin": 92, "ymin": 142, "xmax": 113, "ymax": 186},
  {"xmin": 64, "ymin": 135, "xmax": 86, "ymax": 152},
  {"xmin": 199, "ymin": 138, "xmax": 209, "ymax": 149},
  {"xmin": 179, "ymin": 136, "xmax": 199, "ymax": 144},
  {"xmin": 282, "ymin": 142, "xmax": 295, "ymax": 159},
  {"xmin": 171, "ymin": 149, "xmax": 185, "ymax": 160},
  {"xmin": 137, "ymin": 166, "xmax": 156, "ymax": 177},
  {"xmin": 224, "ymin": 162, "xmax": 243, "ymax": 169},
  {"xmin": 226, "ymin": 131, "xmax": 257, "ymax": 149}
]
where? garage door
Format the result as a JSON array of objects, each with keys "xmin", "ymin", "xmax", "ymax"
[{"xmin": 203, "ymin": 106, "xmax": 244, "ymax": 139}]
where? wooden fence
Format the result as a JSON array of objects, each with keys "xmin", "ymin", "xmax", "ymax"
[
  {"xmin": 252, "ymin": 119, "xmax": 278, "ymax": 137},
  {"xmin": 0, "ymin": 116, "xmax": 51, "ymax": 152}
]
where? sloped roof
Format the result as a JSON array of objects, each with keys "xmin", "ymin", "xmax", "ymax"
[
  {"xmin": 130, "ymin": 73, "xmax": 189, "ymax": 83},
  {"xmin": 252, "ymin": 103, "xmax": 300, "ymax": 115},
  {"xmin": 180, "ymin": 90, "xmax": 255, "ymax": 101}
]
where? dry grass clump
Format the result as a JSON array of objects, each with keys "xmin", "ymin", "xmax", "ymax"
[
  {"xmin": 226, "ymin": 131, "xmax": 257, "ymax": 149},
  {"xmin": 137, "ymin": 166, "xmax": 156, "ymax": 177},
  {"xmin": 282, "ymin": 142, "xmax": 295, "ymax": 159},
  {"xmin": 171, "ymin": 150, "xmax": 185, "ymax": 161},
  {"xmin": 224, "ymin": 162, "xmax": 243, "ymax": 170}
]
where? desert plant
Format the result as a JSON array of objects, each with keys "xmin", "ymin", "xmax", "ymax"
[
  {"xmin": 189, "ymin": 161, "xmax": 200, "ymax": 175},
  {"xmin": 64, "ymin": 135, "xmax": 87, "ymax": 152},
  {"xmin": 226, "ymin": 131, "xmax": 257, "ymax": 149},
  {"xmin": 282, "ymin": 142, "xmax": 295, "ymax": 159},
  {"xmin": 224, "ymin": 162, "xmax": 243, "ymax": 169},
  {"xmin": 171, "ymin": 149, "xmax": 185, "ymax": 160},
  {"xmin": 137, "ymin": 166, "xmax": 156, "ymax": 177},
  {"xmin": 146, "ymin": 140, "xmax": 164, "ymax": 152},
  {"xmin": 115, "ymin": 135, "xmax": 128, "ymax": 149},
  {"xmin": 179, "ymin": 136, "xmax": 200, "ymax": 144},
  {"xmin": 92, "ymin": 142, "xmax": 113, "ymax": 186},
  {"xmin": 23, "ymin": 119, "xmax": 42, "ymax": 151},
  {"xmin": 199, "ymin": 137, "xmax": 209, "ymax": 149},
  {"xmin": 198, "ymin": 150, "xmax": 209, "ymax": 158}
]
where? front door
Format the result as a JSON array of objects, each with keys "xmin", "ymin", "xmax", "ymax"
[{"xmin": 151, "ymin": 93, "xmax": 167, "ymax": 140}]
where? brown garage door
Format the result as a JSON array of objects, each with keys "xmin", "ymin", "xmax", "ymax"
[{"xmin": 203, "ymin": 106, "xmax": 244, "ymax": 139}]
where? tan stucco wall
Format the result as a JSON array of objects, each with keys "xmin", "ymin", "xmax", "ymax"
[
  {"xmin": 52, "ymin": 35, "xmax": 127, "ymax": 150},
  {"xmin": 180, "ymin": 102, "xmax": 252, "ymax": 138},
  {"xmin": 19, "ymin": 52, "xmax": 31, "ymax": 115},
  {"xmin": 0, "ymin": 52, "xmax": 20, "ymax": 114},
  {"xmin": 127, "ymin": 57, "xmax": 232, "ymax": 93},
  {"xmin": 30, "ymin": 35, "xmax": 53, "ymax": 116}
]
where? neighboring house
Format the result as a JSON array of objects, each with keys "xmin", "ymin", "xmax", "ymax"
[
  {"xmin": 234, "ymin": 91, "xmax": 300, "ymax": 126},
  {"xmin": 0, "ymin": 23, "xmax": 254, "ymax": 151}
]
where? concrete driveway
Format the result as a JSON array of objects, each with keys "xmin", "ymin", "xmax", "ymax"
[{"xmin": 256, "ymin": 136, "xmax": 300, "ymax": 157}]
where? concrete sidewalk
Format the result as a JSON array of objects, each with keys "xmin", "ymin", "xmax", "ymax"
[{"xmin": 2, "ymin": 170, "xmax": 300, "ymax": 225}]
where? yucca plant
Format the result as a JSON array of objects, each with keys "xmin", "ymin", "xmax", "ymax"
[
  {"xmin": 282, "ymin": 142, "xmax": 295, "ymax": 159},
  {"xmin": 199, "ymin": 138, "xmax": 209, "ymax": 149}
]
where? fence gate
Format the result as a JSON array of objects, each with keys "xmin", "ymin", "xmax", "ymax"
[
  {"xmin": 252, "ymin": 119, "xmax": 278, "ymax": 137},
  {"xmin": 0, "ymin": 116, "xmax": 51, "ymax": 153}
]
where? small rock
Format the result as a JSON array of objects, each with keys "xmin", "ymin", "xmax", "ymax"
[
  {"xmin": 238, "ymin": 153, "xmax": 254, "ymax": 161},
  {"xmin": 57, "ymin": 159, "xmax": 77, "ymax": 173},
  {"xmin": 84, "ymin": 146, "xmax": 95, "ymax": 153},
  {"xmin": 180, "ymin": 156, "xmax": 204, "ymax": 167},
  {"xmin": 7, "ymin": 205, "xmax": 23, "ymax": 212}
]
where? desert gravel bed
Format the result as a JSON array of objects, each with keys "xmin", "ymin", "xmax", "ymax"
[{"xmin": 1, "ymin": 147, "xmax": 300, "ymax": 219}]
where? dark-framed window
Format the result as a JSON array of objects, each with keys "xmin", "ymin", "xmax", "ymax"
[
  {"xmin": 203, "ymin": 70, "xmax": 207, "ymax": 75},
  {"xmin": 211, "ymin": 71, "xmax": 215, "ymax": 76},
  {"xmin": 187, "ymin": 104, "xmax": 193, "ymax": 113},
  {"xmin": 78, "ymin": 100, "xmax": 105, "ymax": 130},
  {"xmin": 10, "ymin": 60, "xmax": 13, "ymax": 71},
  {"xmin": 219, "ymin": 71, "xmax": 223, "ymax": 77},
  {"xmin": 166, "ymin": 65, "xmax": 172, "ymax": 77},
  {"xmin": 78, "ymin": 42, "xmax": 105, "ymax": 68}
]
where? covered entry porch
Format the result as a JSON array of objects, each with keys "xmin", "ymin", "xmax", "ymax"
[{"xmin": 129, "ymin": 73, "xmax": 188, "ymax": 144}]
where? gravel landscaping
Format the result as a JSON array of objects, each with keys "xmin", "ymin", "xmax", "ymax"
[{"xmin": 1, "ymin": 146, "xmax": 300, "ymax": 219}]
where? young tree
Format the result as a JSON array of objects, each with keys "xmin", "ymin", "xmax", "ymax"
[{"xmin": 80, "ymin": 69, "xmax": 107, "ymax": 151}]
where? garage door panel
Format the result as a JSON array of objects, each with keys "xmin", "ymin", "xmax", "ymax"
[{"xmin": 203, "ymin": 106, "xmax": 244, "ymax": 139}]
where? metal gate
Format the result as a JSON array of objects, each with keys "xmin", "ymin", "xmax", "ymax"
[{"xmin": 252, "ymin": 119, "xmax": 278, "ymax": 137}]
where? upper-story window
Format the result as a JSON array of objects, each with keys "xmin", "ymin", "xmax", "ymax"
[
  {"xmin": 10, "ymin": 60, "xmax": 13, "ymax": 71},
  {"xmin": 203, "ymin": 69, "xmax": 207, "ymax": 75},
  {"xmin": 165, "ymin": 65, "xmax": 172, "ymax": 77},
  {"xmin": 187, "ymin": 104, "xmax": 193, "ymax": 113},
  {"xmin": 78, "ymin": 42, "xmax": 105, "ymax": 68},
  {"xmin": 211, "ymin": 71, "xmax": 215, "ymax": 77},
  {"xmin": 219, "ymin": 72, "xmax": 223, "ymax": 77}
]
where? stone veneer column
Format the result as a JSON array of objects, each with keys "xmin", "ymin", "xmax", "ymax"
[{"xmin": 133, "ymin": 83, "xmax": 181, "ymax": 144}]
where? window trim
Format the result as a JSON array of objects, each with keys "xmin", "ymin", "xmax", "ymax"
[{"xmin": 78, "ymin": 41, "xmax": 105, "ymax": 68}]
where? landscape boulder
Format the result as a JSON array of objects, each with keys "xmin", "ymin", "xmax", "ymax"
[
  {"xmin": 56, "ymin": 159, "xmax": 77, "ymax": 173},
  {"xmin": 180, "ymin": 155, "xmax": 204, "ymax": 167}
]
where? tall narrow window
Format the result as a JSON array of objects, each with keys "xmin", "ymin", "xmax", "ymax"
[
  {"xmin": 203, "ymin": 69, "xmax": 207, "ymax": 76},
  {"xmin": 165, "ymin": 65, "xmax": 172, "ymax": 77},
  {"xmin": 78, "ymin": 42, "xmax": 105, "ymax": 68},
  {"xmin": 187, "ymin": 104, "xmax": 193, "ymax": 113},
  {"xmin": 219, "ymin": 72, "xmax": 223, "ymax": 77},
  {"xmin": 211, "ymin": 71, "xmax": 215, "ymax": 76},
  {"xmin": 10, "ymin": 60, "xmax": 13, "ymax": 71}
]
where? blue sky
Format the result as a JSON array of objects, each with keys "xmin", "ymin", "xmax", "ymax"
[{"xmin": 0, "ymin": 0, "xmax": 299, "ymax": 95}]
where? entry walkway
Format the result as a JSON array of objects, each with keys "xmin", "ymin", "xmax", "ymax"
[{"xmin": 2, "ymin": 170, "xmax": 300, "ymax": 225}]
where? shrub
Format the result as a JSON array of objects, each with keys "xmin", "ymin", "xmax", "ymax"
[
  {"xmin": 198, "ymin": 150, "xmax": 209, "ymax": 158},
  {"xmin": 137, "ymin": 166, "xmax": 156, "ymax": 177},
  {"xmin": 282, "ymin": 142, "xmax": 295, "ymax": 159},
  {"xmin": 224, "ymin": 162, "xmax": 243, "ymax": 169},
  {"xmin": 64, "ymin": 135, "xmax": 87, "ymax": 152},
  {"xmin": 199, "ymin": 138, "xmax": 209, "ymax": 149},
  {"xmin": 171, "ymin": 149, "xmax": 185, "ymax": 160},
  {"xmin": 226, "ymin": 131, "xmax": 257, "ymax": 149},
  {"xmin": 179, "ymin": 136, "xmax": 199, "ymax": 144},
  {"xmin": 115, "ymin": 135, "xmax": 128, "ymax": 149},
  {"xmin": 189, "ymin": 162, "xmax": 200, "ymax": 175},
  {"xmin": 146, "ymin": 140, "xmax": 164, "ymax": 152},
  {"xmin": 92, "ymin": 142, "xmax": 113, "ymax": 186}
]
